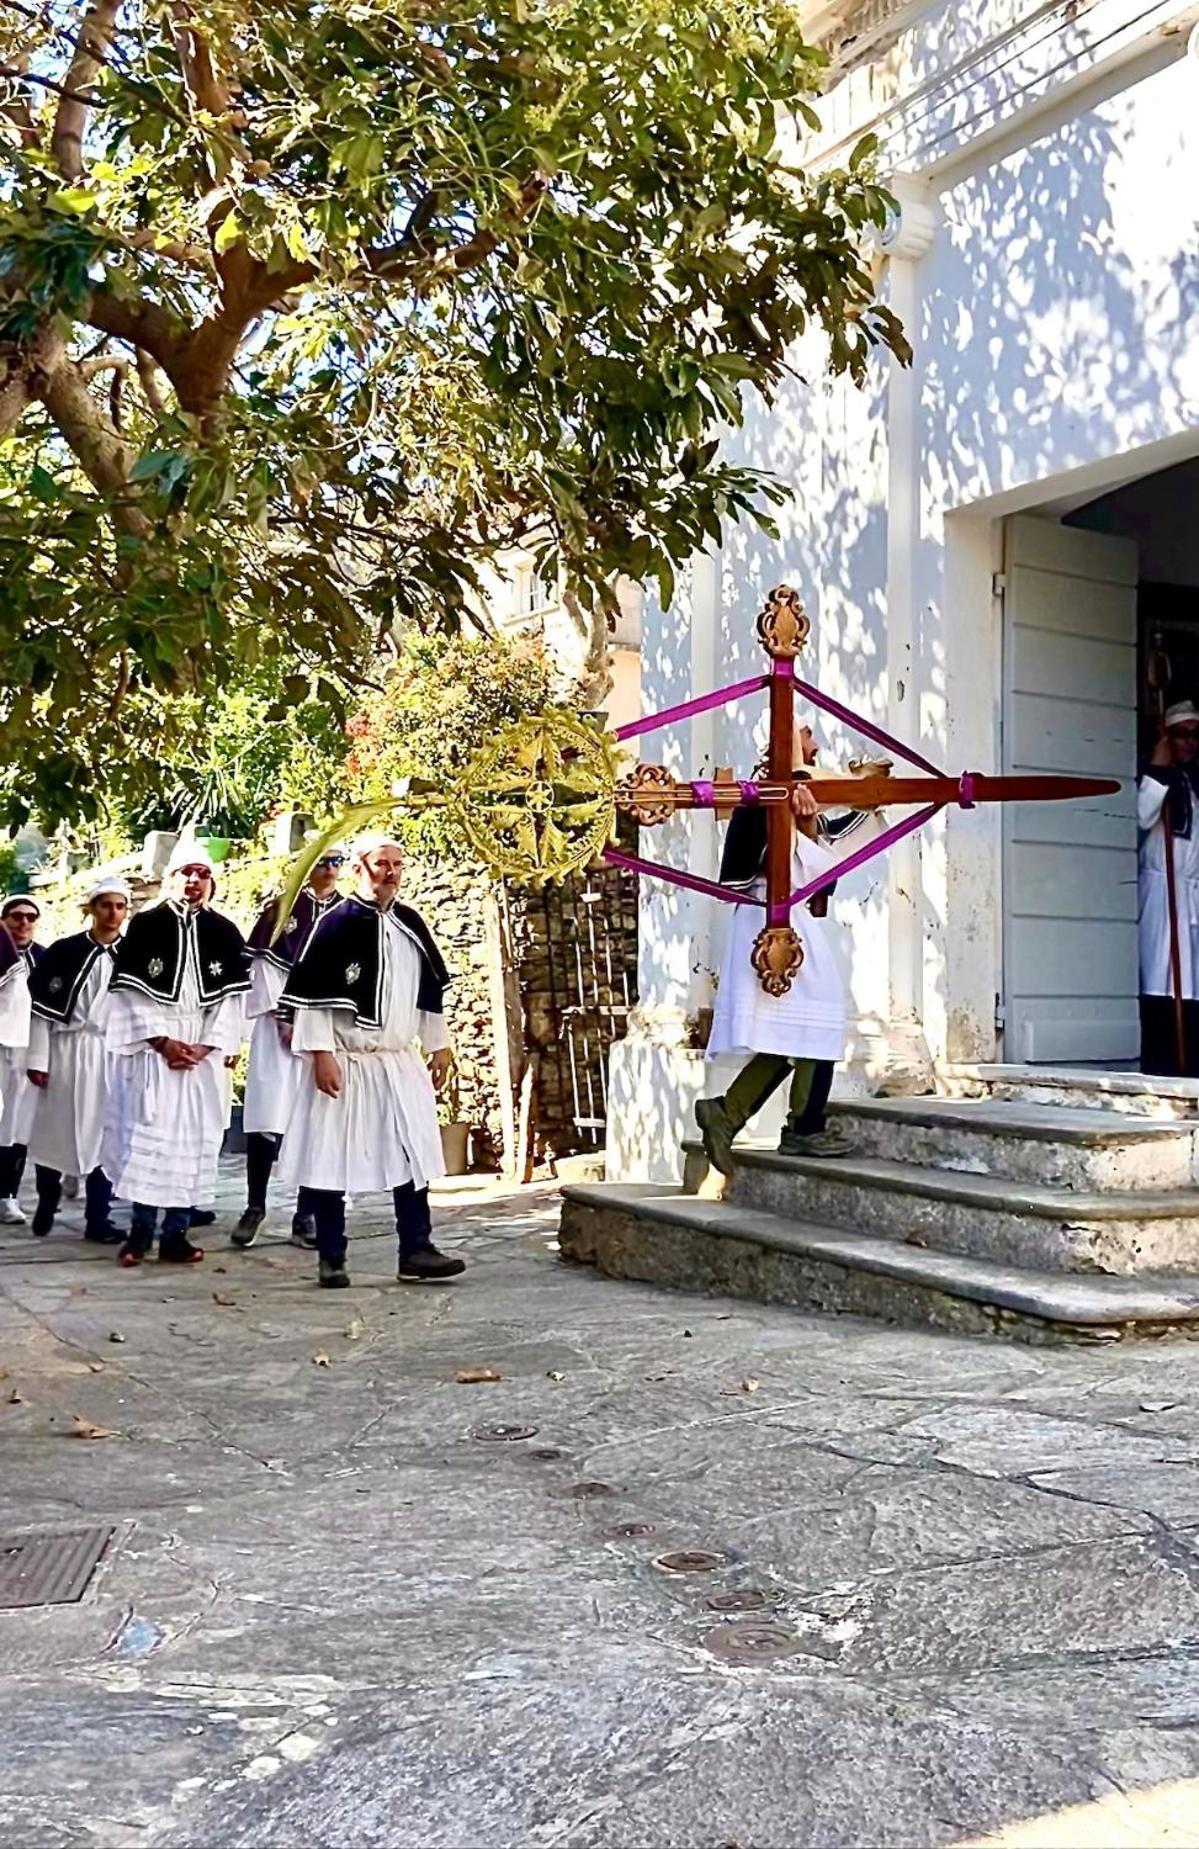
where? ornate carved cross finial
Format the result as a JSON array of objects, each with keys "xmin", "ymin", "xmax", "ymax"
[{"xmin": 756, "ymin": 585, "xmax": 810, "ymax": 660}]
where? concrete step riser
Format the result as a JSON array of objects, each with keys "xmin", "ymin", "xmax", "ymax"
[
  {"xmin": 827, "ymin": 1112, "xmax": 1195, "ymax": 1191},
  {"xmin": 726, "ymin": 1166, "xmax": 1199, "ymax": 1277}
]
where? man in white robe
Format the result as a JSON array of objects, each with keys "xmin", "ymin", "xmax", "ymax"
[
  {"xmin": 698, "ymin": 721, "xmax": 863, "ymax": 1175},
  {"xmin": 26, "ymin": 877, "xmax": 129, "ymax": 1242},
  {"xmin": 1138, "ymin": 699, "xmax": 1199, "ymax": 1076},
  {"xmin": 233, "ymin": 852, "xmax": 345, "ymax": 1249},
  {"xmin": 0, "ymin": 894, "xmax": 45, "ymax": 1223},
  {"xmin": 103, "ymin": 845, "xmax": 249, "ymax": 1267},
  {"xmin": 280, "ymin": 836, "xmax": 463, "ymax": 1289}
]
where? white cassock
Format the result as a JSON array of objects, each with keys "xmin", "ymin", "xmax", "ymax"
[
  {"xmin": 707, "ymin": 829, "xmax": 847, "ymax": 1063},
  {"xmin": 0, "ymin": 953, "xmax": 36, "ymax": 1147},
  {"xmin": 281, "ymin": 911, "xmax": 447, "ymax": 1195},
  {"xmin": 1138, "ymin": 774, "xmax": 1199, "ymax": 998},
  {"xmin": 243, "ymin": 958, "xmax": 299, "ymax": 1137},
  {"xmin": 103, "ymin": 946, "xmax": 246, "ymax": 1209},
  {"xmin": 27, "ymin": 949, "xmax": 116, "ymax": 1176}
]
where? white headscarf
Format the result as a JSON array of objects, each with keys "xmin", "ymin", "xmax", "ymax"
[
  {"xmin": 350, "ymin": 832, "xmax": 403, "ymax": 867},
  {"xmin": 165, "ymin": 842, "xmax": 216, "ymax": 879},
  {"xmin": 87, "ymin": 876, "xmax": 131, "ymax": 905},
  {"xmin": 1, "ymin": 893, "xmax": 40, "ymax": 919}
]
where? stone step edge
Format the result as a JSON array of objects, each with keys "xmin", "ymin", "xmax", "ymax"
[
  {"xmin": 941, "ymin": 1062, "xmax": 1199, "ymax": 1104},
  {"xmin": 680, "ymin": 1141, "xmax": 1199, "ymax": 1220},
  {"xmin": 561, "ymin": 1183, "xmax": 1199, "ymax": 1327},
  {"xmin": 824, "ymin": 1097, "xmax": 1193, "ymax": 1145}
]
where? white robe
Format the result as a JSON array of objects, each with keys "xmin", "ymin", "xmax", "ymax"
[
  {"xmin": 0, "ymin": 955, "xmax": 36, "ymax": 1148},
  {"xmin": 243, "ymin": 958, "xmax": 301, "ymax": 1137},
  {"xmin": 707, "ymin": 830, "xmax": 847, "ymax": 1063},
  {"xmin": 1138, "ymin": 775, "xmax": 1199, "ymax": 999},
  {"xmin": 102, "ymin": 929, "xmax": 246, "ymax": 1209},
  {"xmin": 280, "ymin": 912, "xmax": 448, "ymax": 1195},
  {"xmin": 27, "ymin": 948, "xmax": 116, "ymax": 1177}
]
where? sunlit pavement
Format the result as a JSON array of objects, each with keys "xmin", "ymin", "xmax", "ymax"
[{"xmin": 5, "ymin": 1159, "xmax": 1199, "ymax": 1846}]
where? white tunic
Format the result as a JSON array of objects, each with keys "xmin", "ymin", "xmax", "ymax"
[
  {"xmin": 1138, "ymin": 774, "xmax": 1199, "ymax": 999},
  {"xmin": 707, "ymin": 830, "xmax": 847, "ymax": 1062},
  {"xmin": 281, "ymin": 911, "xmax": 448, "ymax": 1195},
  {"xmin": 243, "ymin": 958, "xmax": 299, "ymax": 1137},
  {"xmin": 0, "ymin": 954, "xmax": 36, "ymax": 1147},
  {"xmin": 102, "ymin": 919, "xmax": 246, "ymax": 1208},
  {"xmin": 27, "ymin": 946, "xmax": 116, "ymax": 1176}
]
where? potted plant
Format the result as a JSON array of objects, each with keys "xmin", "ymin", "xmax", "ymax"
[{"xmin": 438, "ymin": 1066, "xmax": 471, "ymax": 1176}]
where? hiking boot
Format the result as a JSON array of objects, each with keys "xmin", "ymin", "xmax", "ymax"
[
  {"xmin": 232, "ymin": 1206, "xmax": 265, "ymax": 1249},
  {"xmin": 0, "ymin": 1197, "xmax": 27, "ymax": 1225},
  {"xmin": 397, "ymin": 1243, "xmax": 466, "ymax": 1282},
  {"xmin": 31, "ymin": 1200, "xmax": 55, "ymax": 1238},
  {"xmin": 318, "ymin": 1257, "xmax": 350, "ymax": 1289},
  {"xmin": 695, "ymin": 1096, "xmax": 740, "ymax": 1177},
  {"xmin": 290, "ymin": 1212, "xmax": 318, "ymax": 1250},
  {"xmin": 778, "ymin": 1123, "xmax": 856, "ymax": 1159},
  {"xmin": 84, "ymin": 1222, "xmax": 124, "ymax": 1245},
  {"xmin": 160, "ymin": 1235, "xmax": 205, "ymax": 1264}
]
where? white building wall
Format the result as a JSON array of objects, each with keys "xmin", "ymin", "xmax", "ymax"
[{"xmin": 609, "ymin": 1, "xmax": 1199, "ymax": 1182}]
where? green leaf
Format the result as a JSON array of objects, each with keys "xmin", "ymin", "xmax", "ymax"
[
  {"xmin": 213, "ymin": 212, "xmax": 243, "ymax": 255},
  {"xmin": 28, "ymin": 465, "xmax": 57, "ymax": 504}
]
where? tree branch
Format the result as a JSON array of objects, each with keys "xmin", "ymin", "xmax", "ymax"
[
  {"xmin": 135, "ymin": 346, "xmax": 168, "ymax": 417},
  {"xmin": 51, "ymin": 0, "xmax": 122, "ymax": 180},
  {"xmin": 38, "ymin": 354, "xmax": 151, "ymax": 536},
  {"xmin": 367, "ymin": 175, "xmax": 548, "ymax": 284},
  {"xmin": 83, "ymin": 288, "xmax": 190, "ymax": 384}
]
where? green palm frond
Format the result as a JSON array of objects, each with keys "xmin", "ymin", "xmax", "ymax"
[{"xmin": 270, "ymin": 800, "xmax": 396, "ymax": 942}]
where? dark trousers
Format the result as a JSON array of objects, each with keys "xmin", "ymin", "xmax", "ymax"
[
  {"xmin": 724, "ymin": 1056, "xmax": 835, "ymax": 1133},
  {"xmin": 309, "ymin": 1183, "xmax": 433, "ymax": 1268},
  {"xmin": 245, "ymin": 1132, "xmax": 317, "ymax": 1217},
  {"xmin": 128, "ymin": 1202, "xmax": 191, "ymax": 1256},
  {"xmin": 0, "ymin": 1141, "xmax": 27, "ymax": 1199},
  {"xmin": 1140, "ymin": 994, "xmax": 1199, "ymax": 1079},
  {"xmin": 35, "ymin": 1164, "xmax": 113, "ymax": 1231}
]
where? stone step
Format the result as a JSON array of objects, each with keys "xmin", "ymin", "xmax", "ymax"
[
  {"xmin": 822, "ymin": 1095, "xmax": 1195, "ymax": 1190},
  {"xmin": 680, "ymin": 1141, "xmax": 1199, "ymax": 1277},
  {"xmin": 559, "ymin": 1182, "xmax": 1199, "ymax": 1345},
  {"xmin": 940, "ymin": 1063, "xmax": 1199, "ymax": 1121}
]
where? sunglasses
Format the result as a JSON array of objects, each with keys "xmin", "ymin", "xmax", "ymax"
[
  {"xmin": 5, "ymin": 911, "xmax": 37, "ymax": 924},
  {"xmin": 315, "ymin": 855, "xmax": 346, "ymax": 869},
  {"xmin": 1172, "ymin": 729, "xmax": 1199, "ymax": 742}
]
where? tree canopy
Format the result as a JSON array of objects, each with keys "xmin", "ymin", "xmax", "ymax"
[{"xmin": 0, "ymin": 0, "xmax": 907, "ymax": 826}]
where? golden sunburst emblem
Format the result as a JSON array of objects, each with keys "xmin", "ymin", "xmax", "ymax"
[{"xmin": 455, "ymin": 709, "xmax": 621, "ymax": 886}]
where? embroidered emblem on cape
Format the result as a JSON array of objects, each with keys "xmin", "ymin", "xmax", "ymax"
[
  {"xmin": 148, "ymin": 957, "xmax": 164, "ymax": 979},
  {"xmin": 208, "ymin": 960, "xmax": 223, "ymax": 977},
  {"xmin": 48, "ymin": 976, "xmax": 63, "ymax": 994},
  {"xmin": 345, "ymin": 961, "xmax": 361, "ymax": 983}
]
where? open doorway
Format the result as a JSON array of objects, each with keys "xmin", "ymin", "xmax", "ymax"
[{"xmin": 999, "ymin": 455, "xmax": 1199, "ymax": 1074}]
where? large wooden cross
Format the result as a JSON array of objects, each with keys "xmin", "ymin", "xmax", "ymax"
[{"xmin": 603, "ymin": 586, "xmax": 1117, "ymax": 996}]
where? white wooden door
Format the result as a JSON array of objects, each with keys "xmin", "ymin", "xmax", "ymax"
[{"xmin": 1001, "ymin": 514, "xmax": 1139, "ymax": 1065}]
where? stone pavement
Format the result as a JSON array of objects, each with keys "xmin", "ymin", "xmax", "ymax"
[{"xmin": 5, "ymin": 1165, "xmax": 1199, "ymax": 1847}]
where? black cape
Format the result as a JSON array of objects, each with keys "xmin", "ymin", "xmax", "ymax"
[
  {"xmin": 1141, "ymin": 763, "xmax": 1199, "ymax": 840},
  {"xmin": 718, "ymin": 783, "xmax": 866, "ymax": 892},
  {"xmin": 109, "ymin": 902, "xmax": 250, "ymax": 1007},
  {"xmin": 248, "ymin": 888, "xmax": 341, "ymax": 972},
  {"xmin": 29, "ymin": 930, "xmax": 117, "ymax": 1025},
  {"xmin": 282, "ymin": 896, "xmax": 449, "ymax": 1030},
  {"xmin": 0, "ymin": 931, "xmax": 40, "ymax": 992}
]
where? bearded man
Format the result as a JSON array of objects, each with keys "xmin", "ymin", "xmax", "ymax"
[{"xmin": 103, "ymin": 845, "xmax": 250, "ymax": 1267}]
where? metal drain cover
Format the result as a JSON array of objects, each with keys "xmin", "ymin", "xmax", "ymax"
[
  {"xmin": 654, "ymin": 1549, "xmax": 732, "ymax": 1575},
  {"xmin": 706, "ymin": 1588, "xmax": 771, "ymax": 1613},
  {"xmin": 603, "ymin": 1521, "xmax": 656, "ymax": 1540},
  {"xmin": 528, "ymin": 1447, "xmax": 565, "ymax": 1462},
  {"xmin": 0, "ymin": 1526, "xmax": 115, "ymax": 1609},
  {"xmin": 471, "ymin": 1424, "xmax": 537, "ymax": 1443},
  {"xmin": 700, "ymin": 1622, "xmax": 804, "ymax": 1665},
  {"xmin": 564, "ymin": 1481, "xmax": 618, "ymax": 1499}
]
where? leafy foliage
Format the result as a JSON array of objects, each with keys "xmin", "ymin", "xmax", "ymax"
[{"xmin": 0, "ymin": 0, "xmax": 907, "ymax": 825}]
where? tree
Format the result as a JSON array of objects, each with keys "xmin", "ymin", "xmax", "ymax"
[{"xmin": 0, "ymin": 0, "xmax": 908, "ymax": 826}]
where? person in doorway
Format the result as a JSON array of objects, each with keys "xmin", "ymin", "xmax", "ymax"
[
  {"xmin": 696, "ymin": 721, "xmax": 855, "ymax": 1176},
  {"xmin": 25, "ymin": 878, "xmax": 130, "ymax": 1243},
  {"xmin": 1138, "ymin": 699, "xmax": 1199, "ymax": 1076},
  {"xmin": 233, "ymin": 852, "xmax": 346, "ymax": 1249},
  {"xmin": 0, "ymin": 894, "xmax": 45, "ymax": 1222},
  {"xmin": 279, "ymin": 835, "xmax": 462, "ymax": 1289},
  {"xmin": 103, "ymin": 845, "xmax": 250, "ymax": 1267}
]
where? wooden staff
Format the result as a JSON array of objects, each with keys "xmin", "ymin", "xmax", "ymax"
[{"xmin": 1147, "ymin": 634, "xmax": 1186, "ymax": 1073}]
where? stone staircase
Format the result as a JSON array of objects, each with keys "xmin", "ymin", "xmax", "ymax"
[{"xmin": 559, "ymin": 1091, "xmax": 1199, "ymax": 1344}]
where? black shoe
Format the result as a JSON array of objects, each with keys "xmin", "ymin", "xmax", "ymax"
[
  {"xmin": 189, "ymin": 1208, "xmax": 216, "ymax": 1229},
  {"xmin": 695, "ymin": 1096, "xmax": 739, "ymax": 1177},
  {"xmin": 318, "ymin": 1257, "xmax": 350, "ymax": 1289},
  {"xmin": 160, "ymin": 1235, "xmax": 204, "ymax": 1265},
  {"xmin": 232, "ymin": 1206, "xmax": 265, "ymax": 1249},
  {"xmin": 31, "ymin": 1202, "xmax": 55, "ymax": 1238},
  {"xmin": 83, "ymin": 1222, "xmax": 125, "ymax": 1245},
  {"xmin": 290, "ymin": 1213, "xmax": 318, "ymax": 1250},
  {"xmin": 397, "ymin": 1243, "xmax": 466, "ymax": 1282}
]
